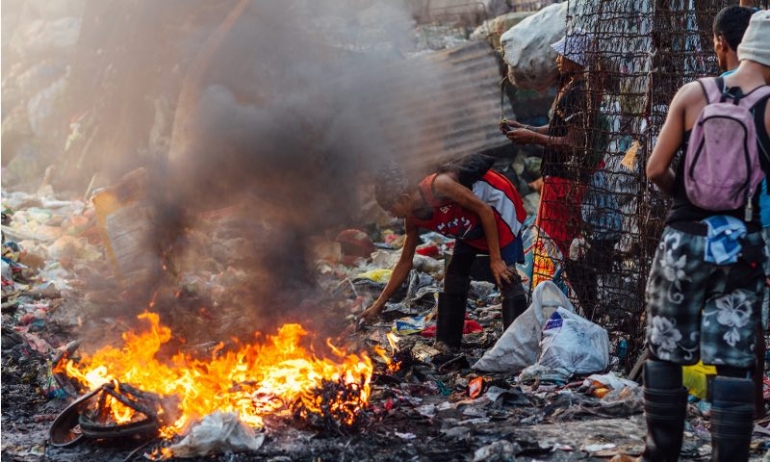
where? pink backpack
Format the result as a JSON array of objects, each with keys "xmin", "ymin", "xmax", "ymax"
[{"xmin": 684, "ymin": 77, "xmax": 770, "ymax": 217}]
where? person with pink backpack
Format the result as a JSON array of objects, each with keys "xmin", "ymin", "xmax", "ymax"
[{"xmin": 639, "ymin": 11, "xmax": 770, "ymax": 462}]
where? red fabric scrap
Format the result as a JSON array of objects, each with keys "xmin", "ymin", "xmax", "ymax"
[{"xmin": 420, "ymin": 319, "xmax": 483, "ymax": 338}]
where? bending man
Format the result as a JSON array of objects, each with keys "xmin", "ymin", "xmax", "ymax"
[{"xmin": 359, "ymin": 162, "xmax": 527, "ymax": 351}]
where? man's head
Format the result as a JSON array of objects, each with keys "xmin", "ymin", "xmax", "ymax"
[
  {"xmin": 374, "ymin": 162, "xmax": 413, "ymax": 218},
  {"xmin": 713, "ymin": 6, "xmax": 753, "ymax": 72},
  {"xmin": 737, "ymin": 9, "xmax": 770, "ymax": 73},
  {"xmin": 551, "ymin": 28, "xmax": 594, "ymax": 75}
]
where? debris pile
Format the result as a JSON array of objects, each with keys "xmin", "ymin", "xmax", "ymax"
[
  {"xmin": 4, "ymin": 181, "xmax": 769, "ymax": 460},
  {"xmin": 4, "ymin": 1, "xmax": 770, "ymax": 461}
]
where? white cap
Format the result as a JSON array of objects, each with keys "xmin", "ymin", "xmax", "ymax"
[
  {"xmin": 551, "ymin": 28, "xmax": 594, "ymax": 68},
  {"xmin": 737, "ymin": 10, "xmax": 770, "ymax": 67}
]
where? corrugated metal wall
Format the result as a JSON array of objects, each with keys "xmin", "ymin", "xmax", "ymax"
[{"xmin": 384, "ymin": 41, "xmax": 514, "ymax": 171}]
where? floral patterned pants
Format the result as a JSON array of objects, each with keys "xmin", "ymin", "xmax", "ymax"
[{"xmin": 646, "ymin": 226, "xmax": 765, "ymax": 368}]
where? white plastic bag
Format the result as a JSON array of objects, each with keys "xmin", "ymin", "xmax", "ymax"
[
  {"xmin": 472, "ymin": 281, "xmax": 572, "ymax": 373},
  {"xmin": 538, "ymin": 307, "xmax": 610, "ymax": 376},
  {"xmin": 500, "ymin": 3, "xmax": 567, "ymax": 91},
  {"xmin": 166, "ymin": 411, "xmax": 265, "ymax": 458}
]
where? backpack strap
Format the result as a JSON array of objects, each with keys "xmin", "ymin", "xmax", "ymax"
[
  {"xmin": 698, "ymin": 77, "xmax": 725, "ymax": 105},
  {"xmin": 739, "ymin": 85, "xmax": 770, "ymax": 109},
  {"xmin": 753, "ymin": 93, "xmax": 770, "ymax": 172}
]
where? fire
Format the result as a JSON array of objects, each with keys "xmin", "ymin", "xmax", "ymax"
[
  {"xmin": 373, "ymin": 332, "xmax": 401, "ymax": 374},
  {"xmin": 58, "ymin": 312, "xmax": 374, "ymax": 437}
]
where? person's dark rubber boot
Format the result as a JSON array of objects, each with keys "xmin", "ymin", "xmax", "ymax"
[
  {"xmin": 711, "ymin": 376, "xmax": 754, "ymax": 462},
  {"xmin": 501, "ymin": 267, "xmax": 527, "ymax": 331},
  {"xmin": 754, "ymin": 325, "xmax": 766, "ymax": 419},
  {"xmin": 434, "ymin": 292, "xmax": 466, "ymax": 351},
  {"xmin": 640, "ymin": 359, "xmax": 688, "ymax": 462}
]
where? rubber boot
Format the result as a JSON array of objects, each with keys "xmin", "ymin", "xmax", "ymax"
[
  {"xmin": 434, "ymin": 292, "xmax": 466, "ymax": 351},
  {"xmin": 710, "ymin": 376, "xmax": 754, "ymax": 462},
  {"xmin": 754, "ymin": 324, "xmax": 766, "ymax": 419},
  {"xmin": 640, "ymin": 359, "xmax": 688, "ymax": 462},
  {"xmin": 501, "ymin": 270, "xmax": 527, "ymax": 331}
]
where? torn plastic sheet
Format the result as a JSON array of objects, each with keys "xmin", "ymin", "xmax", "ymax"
[
  {"xmin": 485, "ymin": 386, "xmax": 531, "ymax": 406},
  {"xmin": 165, "ymin": 412, "xmax": 264, "ymax": 459},
  {"xmin": 584, "ymin": 373, "xmax": 639, "ymax": 392}
]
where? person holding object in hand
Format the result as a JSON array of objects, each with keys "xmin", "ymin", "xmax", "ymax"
[{"xmin": 500, "ymin": 28, "xmax": 604, "ymax": 311}]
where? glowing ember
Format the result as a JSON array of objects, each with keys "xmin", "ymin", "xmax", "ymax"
[{"xmin": 57, "ymin": 312, "xmax": 374, "ymax": 437}]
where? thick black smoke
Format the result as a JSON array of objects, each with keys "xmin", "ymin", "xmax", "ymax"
[{"xmin": 139, "ymin": 0, "xmax": 444, "ymax": 337}]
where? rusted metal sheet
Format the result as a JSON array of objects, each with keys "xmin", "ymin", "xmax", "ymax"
[{"xmin": 374, "ymin": 40, "xmax": 515, "ymax": 171}]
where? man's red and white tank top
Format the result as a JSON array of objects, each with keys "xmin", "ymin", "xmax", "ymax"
[{"xmin": 410, "ymin": 170, "xmax": 526, "ymax": 252}]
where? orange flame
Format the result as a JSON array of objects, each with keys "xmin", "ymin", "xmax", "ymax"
[
  {"xmin": 373, "ymin": 332, "xmax": 401, "ymax": 374},
  {"xmin": 58, "ymin": 312, "xmax": 374, "ymax": 437}
]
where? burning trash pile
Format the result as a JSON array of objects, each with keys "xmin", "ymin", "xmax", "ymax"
[
  {"xmin": 5, "ymin": 182, "xmax": 770, "ymax": 461},
  {"xmin": 8, "ymin": 0, "xmax": 770, "ymax": 461},
  {"xmin": 51, "ymin": 312, "xmax": 380, "ymax": 456},
  {"xmin": 1, "ymin": 185, "xmax": 651, "ymax": 461}
]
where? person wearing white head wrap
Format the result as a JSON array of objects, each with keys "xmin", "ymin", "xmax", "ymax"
[
  {"xmin": 737, "ymin": 9, "xmax": 770, "ymax": 68},
  {"xmin": 636, "ymin": 8, "xmax": 770, "ymax": 462},
  {"xmin": 550, "ymin": 28, "xmax": 595, "ymax": 68}
]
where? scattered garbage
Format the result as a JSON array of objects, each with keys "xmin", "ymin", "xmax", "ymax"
[
  {"xmin": 472, "ymin": 440, "xmax": 520, "ymax": 462},
  {"xmin": 468, "ymin": 376, "xmax": 484, "ymax": 399},
  {"xmin": 394, "ymin": 313, "xmax": 431, "ymax": 335},
  {"xmin": 5, "ymin": 3, "xmax": 770, "ymax": 461},
  {"xmin": 3, "ymin": 165, "xmax": 770, "ymax": 462}
]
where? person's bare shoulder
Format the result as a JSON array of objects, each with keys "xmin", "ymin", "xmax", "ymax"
[
  {"xmin": 432, "ymin": 172, "xmax": 459, "ymax": 191},
  {"xmin": 673, "ymin": 81, "xmax": 706, "ymax": 107},
  {"xmin": 667, "ymin": 80, "xmax": 709, "ymax": 126}
]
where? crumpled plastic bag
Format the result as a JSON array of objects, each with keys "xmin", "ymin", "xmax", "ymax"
[
  {"xmin": 584, "ymin": 372, "xmax": 639, "ymax": 392},
  {"xmin": 537, "ymin": 307, "xmax": 610, "ymax": 377},
  {"xmin": 682, "ymin": 361, "xmax": 717, "ymax": 400},
  {"xmin": 472, "ymin": 281, "xmax": 571, "ymax": 373},
  {"xmin": 355, "ymin": 268, "xmax": 392, "ymax": 284},
  {"xmin": 472, "ymin": 440, "xmax": 520, "ymax": 462},
  {"xmin": 166, "ymin": 411, "xmax": 265, "ymax": 458}
]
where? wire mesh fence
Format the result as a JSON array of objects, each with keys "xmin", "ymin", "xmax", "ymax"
[
  {"xmin": 406, "ymin": 0, "xmax": 768, "ymax": 370},
  {"xmin": 527, "ymin": 0, "xmax": 759, "ymax": 368}
]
